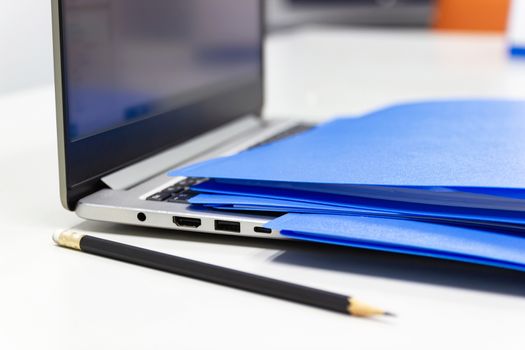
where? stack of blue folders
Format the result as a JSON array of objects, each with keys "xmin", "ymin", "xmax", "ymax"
[{"xmin": 169, "ymin": 100, "xmax": 525, "ymax": 272}]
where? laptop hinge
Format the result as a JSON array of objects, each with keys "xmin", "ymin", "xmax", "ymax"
[{"xmin": 101, "ymin": 115, "xmax": 263, "ymax": 190}]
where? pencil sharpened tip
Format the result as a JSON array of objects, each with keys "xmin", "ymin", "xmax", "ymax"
[
  {"xmin": 383, "ymin": 311, "xmax": 397, "ymax": 317},
  {"xmin": 348, "ymin": 298, "xmax": 393, "ymax": 318}
]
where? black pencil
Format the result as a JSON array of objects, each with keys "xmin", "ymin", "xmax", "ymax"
[{"xmin": 53, "ymin": 231, "xmax": 394, "ymax": 318}]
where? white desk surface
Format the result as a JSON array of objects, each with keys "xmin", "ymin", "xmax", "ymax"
[{"xmin": 2, "ymin": 27, "xmax": 525, "ymax": 350}]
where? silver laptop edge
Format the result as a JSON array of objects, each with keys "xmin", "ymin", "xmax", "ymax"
[
  {"xmin": 77, "ymin": 116, "xmax": 300, "ymax": 239},
  {"xmin": 51, "ymin": 0, "xmax": 68, "ymax": 210},
  {"xmin": 52, "ymin": 0, "xmax": 302, "ymax": 239}
]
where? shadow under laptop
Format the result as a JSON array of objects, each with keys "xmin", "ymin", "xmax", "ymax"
[{"xmin": 71, "ymin": 221, "xmax": 525, "ymax": 297}]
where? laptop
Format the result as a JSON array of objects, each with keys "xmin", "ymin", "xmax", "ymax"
[{"xmin": 52, "ymin": 0, "xmax": 310, "ymax": 238}]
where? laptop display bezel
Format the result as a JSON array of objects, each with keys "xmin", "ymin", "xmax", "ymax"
[{"xmin": 52, "ymin": 0, "xmax": 265, "ymax": 210}]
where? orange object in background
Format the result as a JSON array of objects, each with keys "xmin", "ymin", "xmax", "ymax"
[{"xmin": 434, "ymin": 0, "xmax": 511, "ymax": 32}]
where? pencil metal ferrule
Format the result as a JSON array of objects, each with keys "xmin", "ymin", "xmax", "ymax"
[{"xmin": 54, "ymin": 231, "xmax": 84, "ymax": 251}]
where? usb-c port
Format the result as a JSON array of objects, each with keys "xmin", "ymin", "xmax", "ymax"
[
  {"xmin": 174, "ymin": 217, "xmax": 201, "ymax": 228},
  {"xmin": 254, "ymin": 226, "xmax": 272, "ymax": 234}
]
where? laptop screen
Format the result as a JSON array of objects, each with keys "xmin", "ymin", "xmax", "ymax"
[
  {"xmin": 56, "ymin": 0, "xmax": 263, "ymax": 208},
  {"xmin": 62, "ymin": 0, "xmax": 261, "ymax": 141}
]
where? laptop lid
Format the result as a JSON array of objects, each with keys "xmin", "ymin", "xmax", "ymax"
[{"xmin": 52, "ymin": 0, "xmax": 264, "ymax": 210}]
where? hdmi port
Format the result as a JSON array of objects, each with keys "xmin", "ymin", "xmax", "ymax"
[{"xmin": 173, "ymin": 216, "xmax": 201, "ymax": 228}]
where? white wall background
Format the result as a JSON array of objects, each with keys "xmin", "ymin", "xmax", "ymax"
[{"xmin": 0, "ymin": 0, "xmax": 54, "ymax": 95}]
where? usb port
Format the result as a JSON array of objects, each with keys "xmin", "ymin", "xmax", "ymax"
[
  {"xmin": 254, "ymin": 226, "xmax": 272, "ymax": 234},
  {"xmin": 215, "ymin": 220, "xmax": 241, "ymax": 233},
  {"xmin": 173, "ymin": 216, "xmax": 201, "ymax": 228}
]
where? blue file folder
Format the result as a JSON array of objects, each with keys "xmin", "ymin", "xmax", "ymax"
[
  {"xmin": 189, "ymin": 193, "xmax": 525, "ymax": 233},
  {"xmin": 264, "ymin": 214, "xmax": 525, "ymax": 272},
  {"xmin": 189, "ymin": 182, "xmax": 525, "ymax": 226},
  {"xmin": 171, "ymin": 100, "xmax": 525, "ymax": 190},
  {"xmin": 171, "ymin": 99, "xmax": 525, "ymax": 271}
]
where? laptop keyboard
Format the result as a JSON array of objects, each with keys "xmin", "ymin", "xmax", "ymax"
[
  {"xmin": 146, "ymin": 177, "xmax": 207, "ymax": 203},
  {"xmin": 247, "ymin": 123, "xmax": 312, "ymax": 150},
  {"xmin": 146, "ymin": 123, "xmax": 312, "ymax": 204}
]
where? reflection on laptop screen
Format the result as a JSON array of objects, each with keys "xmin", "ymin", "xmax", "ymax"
[{"xmin": 62, "ymin": 0, "xmax": 260, "ymax": 141}]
